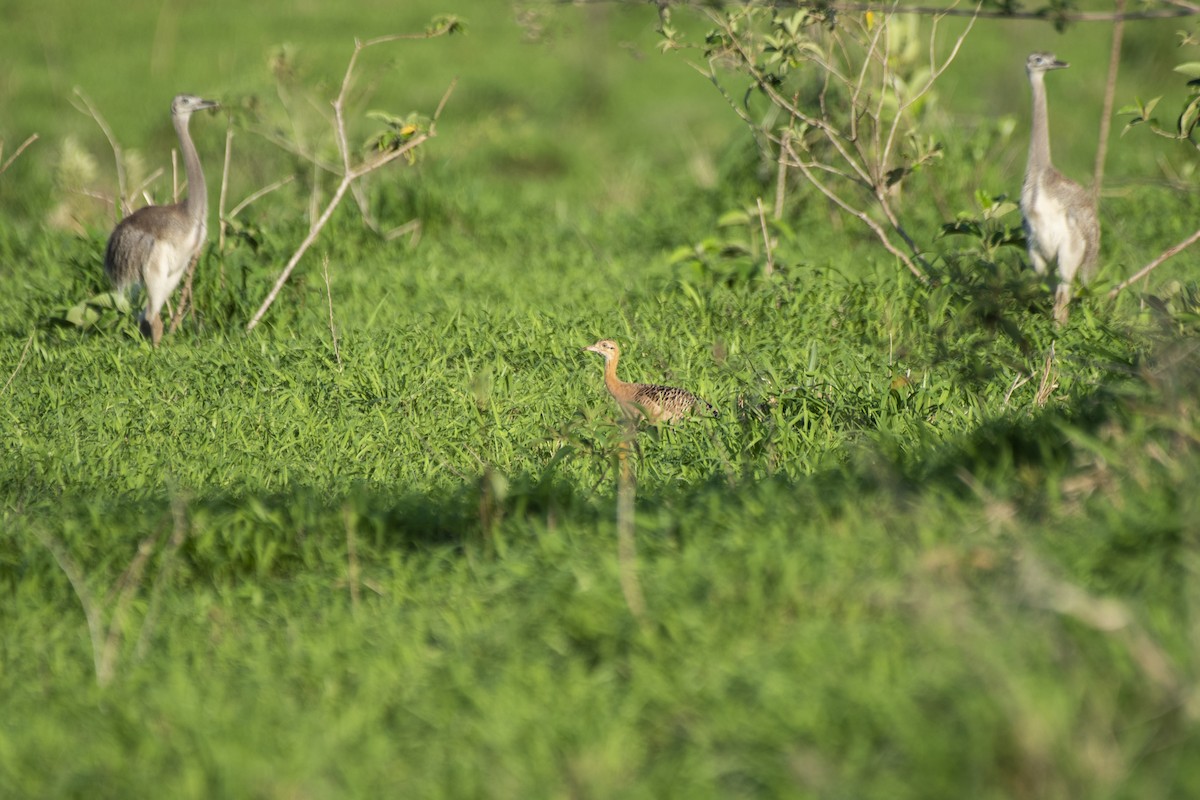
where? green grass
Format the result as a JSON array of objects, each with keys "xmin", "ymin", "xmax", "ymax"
[{"xmin": 3, "ymin": 2, "xmax": 1200, "ymax": 797}]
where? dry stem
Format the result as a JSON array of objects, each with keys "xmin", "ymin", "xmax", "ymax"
[
  {"xmin": 756, "ymin": 197, "xmax": 775, "ymax": 277},
  {"xmin": 344, "ymin": 505, "xmax": 361, "ymax": 611},
  {"xmin": 71, "ymin": 88, "xmax": 128, "ymax": 219},
  {"xmin": 1, "ymin": 331, "xmax": 35, "ymax": 398},
  {"xmin": 218, "ymin": 116, "xmax": 234, "ymax": 252},
  {"xmin": 0, "ymin": 134, "xmax": 39, "ymax": 176},
  {"xmin": 1034, "ymin": 342, "xmax": 1057, "ymax": 408},
  {"xmin": 616, "ymin": 424, "xmax": 646, "ymax": 621},
  {"xmin": 135, "ymin": 493, "xmax": 190, "ymax": 659},
  {"xmin": 1093, "ymin": 0, "xmax": 1126, "ymax": 204},
  {"xmin": 1108, "ymin": 227, "xmax": 1200, "ymax": 298},
  {"xmin": 322, "ymin": 253, "xmax": 343, "ymax": 368}
]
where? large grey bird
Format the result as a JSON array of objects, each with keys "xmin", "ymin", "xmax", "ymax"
[
  {"xmin": 104, "ymin": 94, "xmax": 219, "ymax": 344},
  {"xmin": 1020, "ymin": 53, "xmax": 1100, "ymax": 325}
]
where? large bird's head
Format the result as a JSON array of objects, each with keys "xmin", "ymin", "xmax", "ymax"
[
  {"xmin": 1026, "ymin": 52, "xmax": 1068, "ymax": 76},
  {"xmin": 171, "ymin": 94, "xmax": 221, "ymax": 118}
]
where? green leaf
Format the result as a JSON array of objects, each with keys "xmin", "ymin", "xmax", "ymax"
[
  {"xmin": 1173, "ymin": 62, "xmax": 1200, "ymax": 79},
  {"xmin": 366, "ymin": 110, "xmax": 406, "ymax": 126},
  {"xmin": 65, "ymin": 300, "xmax": 101, "ymax": 328},
  {"xmin": 1180, "ymin": 95, "xmax": 1200, "ymax": 136},
  {"xmin": 717, "ymin": 209, "xmax": 752, "ymax": 227}
]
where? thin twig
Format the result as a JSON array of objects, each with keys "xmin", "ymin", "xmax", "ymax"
[
  {"xmin": 1002, "ymin": 371, "xmax": 1033, "ymax": 408},
  {"xmin": 71, "ymin": 88, "xmax": 127, "ymax": 219},
  {"xmin": 0, "ymin": 133, "xmax": 39, "ymax": 176},
  {"xmin": 34, "ymin": 530, "xmax": 106, "ymax": 685},
  {"xmin": 98, "ymin": 533, "xmax": 157, "ymax": 686},
  {"xmin": 1018, "ymin": 552, "xmax": 1184, "ymax": 703},
  {"xmin": 1093, "ymin": 0, "xmax": 1126, "ymax": 205},
  {"xmin": 135, "ymin": 493, "xmax": 190, "ymax": 660},
  {"xmin": 616, "ymin": 424, "xmax": 646, "ymax": 621},
  {"xmin": 756, "ymin": 197, "xmax": 775, "ymax": 277},
  {"xmin": 1035, "ymin": 342, "xmax": 1057, "ymax": 407},
  {"xmin": 787, "ymin": 142, "xmax": 928, "ymax": 280},
  {"xmin": 128, "ymin": 167, "xmax": 166, "ymax": 205},
  {"xmin": 773, "ymin": 140, "xmax": 788, "ymax": 219},
  {"xmin": 1108, "ymin": 227, "xmax": 1200, "ymax": 297},
  {"xmin": 227, "ymin": 175, "xmax": 297, "ymax": 219},
  {"xmin": 218, "ymin": 116, "xmax": 234, "ymax": 252},
  {"xmin": 344, "ymin": 505, "xmax": 361, "ymax": 611},
  {"xmin": 321, "ymin": 253, "xmax": 342, "ymax": 368},
  {"xmin": 0, "ymin": 331, "xmax": 35, "ymax": 398}
]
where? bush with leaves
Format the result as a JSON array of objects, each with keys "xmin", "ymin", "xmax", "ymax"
[
  {"xmin": 1120, "ymin": 26, "xmax": 1200, "ymax": 153},
  {"xmin": 656, "ymin": 3, "xmax": 977, "ymax": 281}
]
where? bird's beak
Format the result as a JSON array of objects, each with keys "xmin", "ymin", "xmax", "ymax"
[
  {"xmin": 583, "ymin": 345, "xmax": 598, "ymax": 354},
  {"xmin": 1050, "ymin": 59, "xmax": 1069, "ymax": 70},
  {"xmin": 200, "ymin": 99, "xmax": 221, "ymax": 111}
]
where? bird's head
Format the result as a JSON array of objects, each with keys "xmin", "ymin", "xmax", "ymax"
[
  {"xmin": 171, "ymin": 94, "xmax": 221, "ymax": 118},
  {"xmin": 584, "ymin": 339, "xmax": 620, "ymax": 362},
  {"xmin": 1026, "ymin": 52, "xmax": 1068, "ymax": 75}
]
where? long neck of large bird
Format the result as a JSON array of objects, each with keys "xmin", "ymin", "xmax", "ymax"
[
  {"xmin": 1027, "ymin": 71, "xmax": 1053, "ymax": 176},
  {"xmin": 175, "ymin": 113, "xmax": 207, "ymax": 226},
  {"xmin": 603, "ymin": 354, "xmax": 624, "ymax": 393}
]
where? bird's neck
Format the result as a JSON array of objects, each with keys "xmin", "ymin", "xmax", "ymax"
[
  {"xmin": 175, "ymin": 114, "xmax": 208, "ymax": 225},
  {"xmin": 603, "ymin": 356, "xmax": 625, "ymax": 394},
  {"xmin": 1027, "ymin": 72, "xmax": 1053, "ymax": 175}
]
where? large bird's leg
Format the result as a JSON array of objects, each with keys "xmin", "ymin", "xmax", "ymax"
[{"xmin": 168, "ymin": 250, "xmax": 202, "ymax": 335}]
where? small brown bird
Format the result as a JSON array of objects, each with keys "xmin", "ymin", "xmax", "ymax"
[{"xmin": 584, "ymin": 339, "xmax": 718, "ymax": 423}]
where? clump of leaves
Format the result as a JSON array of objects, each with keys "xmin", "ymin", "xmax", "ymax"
[
  {"xmin": 365, "ymin": 111, "xmax": 431, "ymax": 160},
  {"xmin": 48, "ymin": 291, "xmax": 130, "ymax": 331},
  {"xmin": 656, "ymin": 4, "xmax": 978, "ymax": 282},
  {"xmin": 1120, "ymin": 27, "xmax": 1200, "ymax": 153},
  {"xmin": 939, "ymin": 190, "xmax": 1026, "ymax": 262}
]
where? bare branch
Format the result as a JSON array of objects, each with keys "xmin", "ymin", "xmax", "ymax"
[
  {"xmin": 756, "ymin": 197, "xmax": 775, "ymax": 277},
  {"xmin": 1093, "ymin": 0, "xmax": 1126, "ymax": 203},
  {"xmin": 218, "ymin": 116, "xmax": 234, "ymax": 251},
  {"xmin": 34, "ymin": 529, "xmax": 106, "ymax": 685},
  {"xmin": 1, "ymin": 331, "xmax": 36, "ymax": 399},
  {"xmin": 1035, "ymin": 342, "xmax": 1057, "ymax": 407},
  {"xmin": 98, "ymin": 533, "xmax": 157, "ymax": 686},
  {"xmin": 135, "ymin": 494, "xmax": 190, "ymax": 660},
  {"xmin": 787, "ymin": 141, "xmax": 928, "ymax": 280},
  {"xmin": 1108, "ymin": 227, "xmax": 1200, "ymax": 297},
  {"xmin": 228, "ymin": 175, "xmax": 297, "ymax": 220},
  {"xmin": 244, "ymin": 27, "xmax": 457, "ymax": 333},
  {"xmin": 71, "ymin": 88, "xmax": 129, "ymax": 219},
  {"xmin": 0, "ymin": 134, "xmax": 39, "ymax": 176},
  {"xmin": 616, "ymin": 425, "xmax": 646, "ymax": 622},
  {"xmin": 322, "ymin": 253, "xmax": 343, "ymax": 369}
]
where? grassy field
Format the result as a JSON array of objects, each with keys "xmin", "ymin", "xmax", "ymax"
[{"xmin": 3, "ymin": 1, "xmax": 1200, "ymax": 797}]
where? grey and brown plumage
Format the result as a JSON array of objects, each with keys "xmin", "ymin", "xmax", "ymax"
[
  {"xmin": 104, "ymin": 93, "xmax": 219, "ymax": 344},
  {"xmin": 1020, "ymin": 52, "xmax": 1101, "ymax": 325},
  {"xmin": 584, "ymin": 339, "xmax": 718, "ymax": 423}
]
